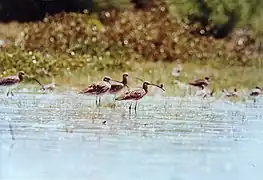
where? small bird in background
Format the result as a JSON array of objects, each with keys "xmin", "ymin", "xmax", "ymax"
[
  {"xmin": 171, "ymin": 64, "xmax": 182, "ymax": 78},
  {"xmin": 42, "ymin": 82, "xmax": 58, "ymax": 92},
  {"xmin": 189, "ymin": 77, "xmax": 210, "ymax": 89},
  {"xmin": 222, "ymin": 88, "xmax": 238, "ymax": 98},
  {"xmin": 249, "ymin": 86, "xmax": 261, "ymax": 103},
  {"xmin": 148, "ymin": 83, "xmax": 166, "ymax": 96},
  {"xmin": 41, "ymin": 77, "xmax": 58, "ymax": 92},
  {"xmin": 196, "ymin": 84, "xmax": 214, "ymax": 98}
]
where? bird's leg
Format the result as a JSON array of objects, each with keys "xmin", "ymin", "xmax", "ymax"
[
  {"xmin": 9, "ymin": 122, "xmax": 15, "ymax": 140},
  {"xmin": 99, "ymin": 96, "xmax": 101, "ymax": 106},
  {"xmin": 134, "ymin": 101, "xmax": 138, "ymax": 111},
  {"xmin": 11, "ymin": 91, "xmax": 14, "ymax": 96},
  {"xmin": 129, "ymin": 102, "xmax": 132, "ymax": 110},
  {"xmin": 134, "ymin": 102, "xmax": 138, "ymax": 116},
  {"xmin": 129, "ymin": 102, "xmax": 133, "ymax": 114},
  {"xmin": 7, "ymin": 91, "xmax": 9, "ymax": 97},
  {"xmin": 113, "ymin": 94, "xmax": 117, "ymax": 104},
  {"xmin": 96, "ymin": 96, "xmax": 98, "ymax": 106}
]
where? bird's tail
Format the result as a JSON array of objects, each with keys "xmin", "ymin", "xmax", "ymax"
[
  {"xmin": 115, "ymin": 96, "xmax": 125, "ymax": 101},
  {"xmin": 188, "ymin": 81, "xmax": 196, "ymax": 86}
]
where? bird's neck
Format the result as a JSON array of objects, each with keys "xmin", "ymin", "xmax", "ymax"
[
  {"xmin": 18, "ymin": 74, "xmax": 24, "ymax": 82},
  {"xmin": 143, "ymin": 84, "xmax": 148, "ymax": 93},
  {"xmin": 122, "ymin": 78, "xmax": 128, "ymax": 86}
]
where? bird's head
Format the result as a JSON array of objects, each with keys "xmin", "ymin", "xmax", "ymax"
[
  {"xmin": 123, "ymin": 72, "xmax": 129, "ymax": 78},
  {"xmin": 18, "ymin": 71, "xmax": 26, "ymax": 77},
  {"xmin": 204, "ymin": 77, "xmax": 210, "ymax": 81},
  {"xmin": 103, "ymin": 76, "xmax": 112, "ymax": 82}
]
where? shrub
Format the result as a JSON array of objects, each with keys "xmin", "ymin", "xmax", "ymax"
[{"xmin": 16, "ymin": 6, "xmax": 263, "ymax": 66}]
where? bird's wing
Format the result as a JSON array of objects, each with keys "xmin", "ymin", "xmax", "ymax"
[
  {"xmin": 109, "ymin": 83, "xmax": 124, "ymax": 92},
  {"xmin": 250, "ymin": 88, "xmax": 261, "ymax": 95},
  {"xmin": 116, "ymin": 88, "xmax": 145, "ymax": 100},
  {"xmin": 80, "ymin": 81, "xmax": 110, "ymax": 94},
  {"xmin": 79, "ymin": 83, "xmax": 97, "ymax": 94},
  {"xmin": 0, "ymin": 76, "xmax": 19, "ymax": 86},
  {"xmin": 96, "ymin": 81, "xmax": 111, "ymax": 93},
  {"xmin": 189, "ymin": 79, "xmax": 208, "ymax": 86},
  {"xmin": 194, "ymin": 79, "xmax": 205, "ymax": 83}
]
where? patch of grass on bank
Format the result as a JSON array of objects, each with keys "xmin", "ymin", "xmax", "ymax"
[
  {"xmin": 27, "ymin": 56, "xmax": 263, "ymax": 96},
  {"xmin": 1, "ymin": 47, "xmax": 263, "ymax": 96}
]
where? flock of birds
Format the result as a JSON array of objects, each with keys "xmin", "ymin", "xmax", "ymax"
[
  {"xmin": 171, "ymin": 65, "xmax": 262, "ymax": 102},
  {"xmin": 0, "ymin": 69, "xmax": 262, "ymax": 112},
  {"xmin": 0, "ymin": 71, "xmax": 166, "ymax": 112}
]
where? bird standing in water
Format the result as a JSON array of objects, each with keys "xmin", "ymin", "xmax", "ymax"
[
  {"xmin": 42, "ymin": 82, "xmax": 58, "ymax": 92},
  {"xmin": 0, "ymin": 71, "xmax": 43, "ymax": 96},
  {"xmin": 222, "ymin": 88, "xmax": 238, "ymax": 98},
  {"xmin": 79, "ymin": 76, "xmax": 122, "ymax": 106},
  {"xmin": 250, "ymin": 86, "xmax": 261, "ymax": 103},
  {"xmin": 0, "ymin": 71, "xmax": 26, "ymax": 96},
  {"xmin": 189, "ymin": 77, "xmax": 210, "ymax": 89},
  {"xmin": 115, "ymin": 80, "xmax": 165, "ymax": 113},
  {"xmin": 196, "ymin": 84, "xmax": 214, "ymax": 98}
]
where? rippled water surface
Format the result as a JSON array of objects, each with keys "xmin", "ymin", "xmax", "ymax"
[{"xmin": 1, "ymin": 92, "xmax": 263, "ymax": 180}]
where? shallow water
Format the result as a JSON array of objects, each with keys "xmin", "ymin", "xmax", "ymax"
[{"xmin": 1, "ymin": 92, "xmax": 263, "ymax": 180}]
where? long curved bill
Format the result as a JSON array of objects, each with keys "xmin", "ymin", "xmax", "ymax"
[
  {"xmin": 28, "ymin": 76, "xmax": 45, "ymax": 90},
  {"xmin": 150, "ymin": 83, "xmax": 166, "ymax": 91},
  {"xmin": 136, "ymin": 77, "xmax": 144, "ymax": 82},
  {"xmin": 31, "ymin": 77, "xmax": 43, "ymax": 86}
]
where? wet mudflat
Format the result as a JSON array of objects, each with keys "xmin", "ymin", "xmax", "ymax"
[{"xmin": 1, "ymin": 92, "xmax": 263, "ymax": 180}]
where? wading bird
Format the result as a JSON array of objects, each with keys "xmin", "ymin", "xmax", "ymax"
[
  {"xmin": 79, "ymin": 76, "xmax": 121, "ymax": 106},
  {"xmin": 42, "ymin": 82, "xmax": 58, "ymax": 92},
  {"xmin": 115, "ymin": 79, "xmax": 165, "ymax": 112},
  {"xmin": 222, "ymin": 88, "xmax": 238, "ymax": 98},
  {"xmin": 159, "ymin": 84, "xmax": 165, "ymax": 91},
  {"xmin": 41, "ymin": 77, "xmax": 58, "ymax": 92},
  {"xmin": 189, "ymin": 77, "xmax": 210, "ymax": 89},
  {"xmin": 196, "ymin": 84, "xmax": 214, "ymax": 98},
  {"xmin": 148, "ymin": 83, "xmax": 166, "ymax": 96},
  {"xmin": 250, "ymin": 86, "xmax": 261, "ymax": 103},
  {"xmin": 171, "ymin": 65, "xmax": 182, "ymax": 78},
  {"xmin": 0, "ymin": 71, "xmax": 42, "ymax": 96},
  {"xmin": 109, "ymin": 72, "xmax": 129, "ymax": 96}
]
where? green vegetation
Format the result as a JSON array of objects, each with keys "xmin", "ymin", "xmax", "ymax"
[
  {"xmin": 1, "ymin": 1, "xmax": 263, "ymax": 95},
  {"xmin": 168, "ymin": 0, "xmax": 263, "ymax": 34}
]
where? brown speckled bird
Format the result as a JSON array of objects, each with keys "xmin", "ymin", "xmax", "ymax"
[
  {"xmin": 79, "ymin": 76, "xmax": 121, "ymax": 106},
  {"xmin": 189, "ymin": 77, "xmax": 210, "ymax": 89},
  {"xmin": 0, "ymin": 71, "xmax": 26, "ymax": 96},
  {"xmin": 115, "ymin": 80, "xmax": 165, "ymax": 112}
]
